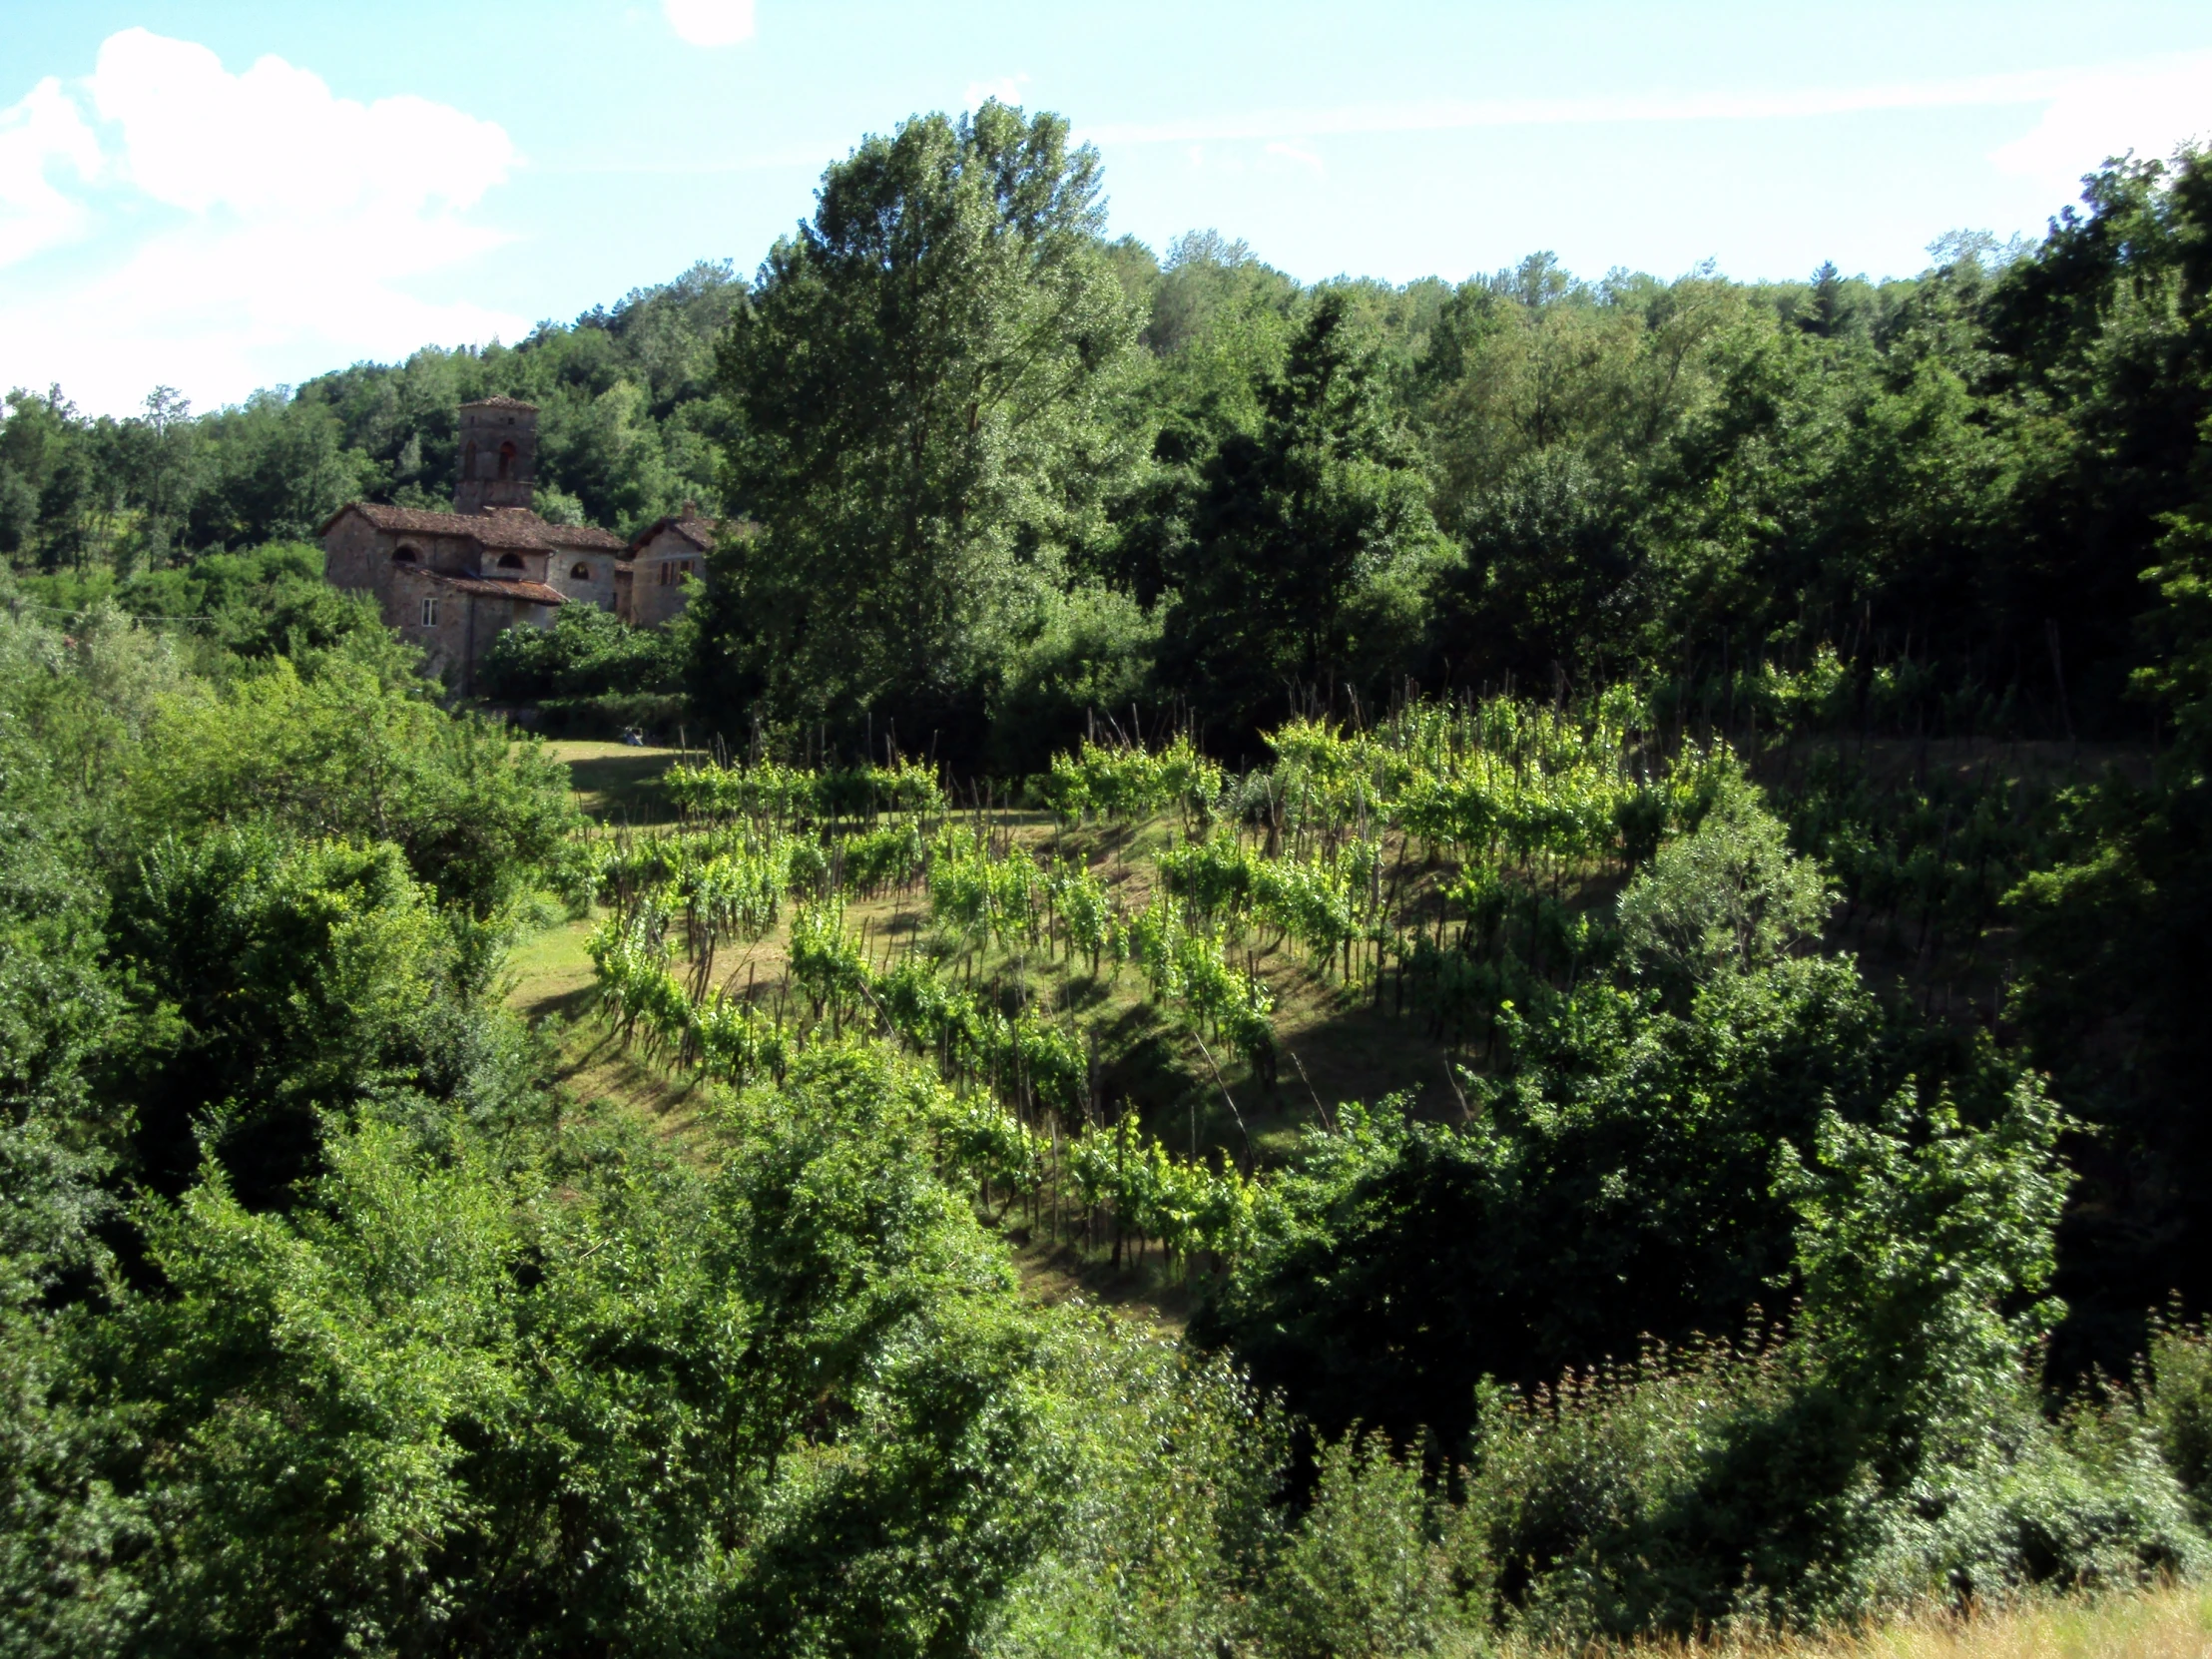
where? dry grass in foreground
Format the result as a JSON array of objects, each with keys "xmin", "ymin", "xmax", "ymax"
[{"xmin": 1504, "ymin": 1583, "xmax": 2212, "ymax": 1659}]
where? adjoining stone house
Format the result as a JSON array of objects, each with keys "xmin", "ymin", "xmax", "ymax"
[
  {"xmin": 319, "ymin": 396, "xmax": 721, "ymax": 694},
  {"xmin": 624, "ymin": 507, "xmax": 719, "ymax": 630}
]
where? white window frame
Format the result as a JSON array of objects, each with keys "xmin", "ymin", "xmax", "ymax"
[{"xmin": 420, "ymin": 595, "xmax": 439, "ymax": 628}]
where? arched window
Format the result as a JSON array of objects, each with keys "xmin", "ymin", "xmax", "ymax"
[
  {"xmin": 497, "ymin": 441, "xmax": 517, "ymax": 480},
  {"xmin": 463, "ymin": 440, "xmax": 478, "ymax": 479},
  {"xmin": 496, "ymin": 552, "xmax": 525, "ymax": 571},
  {"xmin": 570, "ymin": 562, "xmax": 592, "ymax": 581},
  {"xmin": 392, "ymin": 545, "xmax": 418, "ymax": 564}
]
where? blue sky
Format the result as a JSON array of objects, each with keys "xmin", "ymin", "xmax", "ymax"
[{"xmin": 4, "ymin": 0, "xmax": 2210, "ymax": 415}]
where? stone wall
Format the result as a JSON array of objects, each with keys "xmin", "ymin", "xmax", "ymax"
[
  {"xmin": 381, "ymin": 567, "xmax": 557, "ymax": 695},
  {"xmin": 627, "ymin": 527, "xmax": 702, "ymax": 630},
  {"xmin": 550, "ymin": 549, "xmax": 621, "ymax": 611},
  {"xmin": 455, "ymin": 402, "xmax": 538, "ymax": 516},
  {"xmin": 389, "ymin": 565, "xmax": 466, "ymax": 688},
  {"xmin": 324, "ymin": 511, "xmax": 483, "ymax": 629},
  {"xmin": 322, "ymin": 512, "xmax": 391, "ymax": 614}
]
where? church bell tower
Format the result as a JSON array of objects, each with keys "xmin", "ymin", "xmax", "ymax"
[{"xmin": 454, "ymin": 396, "xmax": 539, "ymax": 515}]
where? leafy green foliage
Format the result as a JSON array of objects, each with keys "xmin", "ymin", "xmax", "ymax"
[
  {"xmin": 13, "ymin": 105, "xmax": 2212, "ymax": 1659},
  {"xmin": 661, "ymin": 757, "xmax": 945, "ymax": 827},
  {"xmin": 477, "ymin": 602, "xmax": 680, "ymax": 701},
  {"xmin": 1039, "ymin": 733, "xmax": 1222, "ymax": 824},
  {"xmin": 703, "ymin": 103, "xmax": 1139, "ymax": 752},
  {"xmin": 109, "ymin": 828, "xmax": 453, "ymax": 1201},
  {"xmin": 1195, "ymin": 954, "xmax": 2028, "ymax": 1449},
  {"xmin": 129, "ymin": 657, "xmax": 583, "ymax": 920},
  {"xmin": 1159, "ymin": 292, "xmax": 1449, "ymax": 746},
  {"xmin": 2147, "ymin": 1315, "xmax": 2212, "ymax": 1521},
  {"xmin": 987, "ymin": 585, "xmax": 1158, "ymax": 778},
  {"xmin": 1254, "ymin": 1430, "xmax": 1457, "ymax": 1658},
  {"xmin": 1455, "ymin": 1331, "xmax": 2203, "ymax": 1642},
  {"xmin": 83, "ymin": 1049, "xmax": 1064, "ymax": 1655},
  {"xmin": 1617, "ymin": 772, "xmax": 1833, "ymax": 986},
  {"xmin": 1428, "ymin": 449, "xmax": 1646, "ymax": 694},
  {"xmin": 1435, "ymin": 1080, "xmax": 2196, "ymax": 1643}
]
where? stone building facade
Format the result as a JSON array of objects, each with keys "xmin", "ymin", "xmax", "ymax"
[
  {"xmin": 319, "ymin": 396, "xmax": 721, "ymax": 694},
  {"xmin": 453, "ymin": 397, "xmax": 537, "ymax": 516},
  {"xmin": 624, "ymin": 508, "xmax": 718, "ymax": 630}
]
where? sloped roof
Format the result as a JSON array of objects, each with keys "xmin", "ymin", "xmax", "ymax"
[
  {"xmin": 541, "ymin": 523, "xmax": 627, "ymax": 551},
  {"xmin": 629, "ymin": 514, "xmax": 727, "ymax": 556},
  {"xmin": 427, "ymin": 573, "xmax": 566, "ymax": 604},
  {"xmin": 320, "ymin": 502, "xmax": 474, "ymax": 539},
  {"xmin": 459, "ymin": 395, "xmax": 539, "ymax": 411},
  {"xmin": 319, "ymin": 501, "xmax": 625, "ymax": 553}
]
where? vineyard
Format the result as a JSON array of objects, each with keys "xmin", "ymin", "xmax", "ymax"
[
  {"xmin": 559, "ymin": 697, "xmax": 1789, "ymax": 1281},
  {"xmin": 14, "ymin": 86, "xmax": 2212, "ymax": 1654}
]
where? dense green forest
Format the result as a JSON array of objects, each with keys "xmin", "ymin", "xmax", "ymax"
[{"xmin": 7, "ymin": 103, "xmax": 2212, "ymax": 1654}]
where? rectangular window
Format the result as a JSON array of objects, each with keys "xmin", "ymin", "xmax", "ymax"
[{"xmin": 420, "ymin": 596, "xmax": 438, "ymax": 628}]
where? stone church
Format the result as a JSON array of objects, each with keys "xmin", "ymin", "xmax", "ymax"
[{"xmin": 319, "ymin": 397, "xmax": 718, "ymax": 694}]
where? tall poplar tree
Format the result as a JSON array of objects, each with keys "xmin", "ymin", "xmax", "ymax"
[{"xmin": 702, "ymin": 102, "xmax": 1139, "ymax": 755}]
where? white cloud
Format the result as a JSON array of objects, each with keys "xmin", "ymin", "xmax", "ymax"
[
  {"xmin": 1989, "ymin": 53, "xmax": 2212, "ymax": 203},
  {"xmin": 1265, "ymin": 141, "xmax": 1324, "ymax": 178},
  {"xmin": 964, "ymin": 73, "xmax": 1032, "ymax": 112},
  {"xmin": 664, "ymin": 0, "xmax": 756, "ymax": 48},
  {"xmin": 0, "ymin": 76, "xmax": 101, "ymax": 265},
  {"xmin": 1074, "ymin": 53, "xmax": 2212, "ymax": 159},
  {"xmin": 0, "ymin": 29, "xmax": 527, "ymax": 415},
  {"xmin": 88, "ymin": 28, "xmax": 513, "ymax": 222}
]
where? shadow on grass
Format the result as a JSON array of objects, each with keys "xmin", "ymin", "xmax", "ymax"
[
  {"xmin": 1008, "ymin": 1233, "xmax": 1210, "ymax": 1337},
  {"xmin": 520, "ymin": 981, "xmax": 601, "ymax": 1031},
  {"xmin": 562, "ymin": 748, "xmax": 681, "ymax": 824}
]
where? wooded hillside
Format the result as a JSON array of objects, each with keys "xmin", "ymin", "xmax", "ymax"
[{"xmin": 5, "ymin": 107, "xmax": 2212, "ymax": 1656}]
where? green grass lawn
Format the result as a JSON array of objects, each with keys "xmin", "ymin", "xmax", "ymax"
[{"xmin": 544, "ymin": 739, "xmax": 685, "ymax": 825}]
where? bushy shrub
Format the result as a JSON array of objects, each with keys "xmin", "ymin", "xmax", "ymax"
[
  {"xmin": 989, "ymin": 584, "xmax": 1158, "ymax": 779},
  {"xmin": 73, "ymin": 1046, "xmax": 1101, "ymax": 1655},
  {"xmin": 2147, "ymin": 1314, "xmax": 2212, "ymax": 1521},
  {"xmin": 1617, "ymin": 772, "xmax": 1832, "ymax": 987},
  {"xmin": 531, "ymin": 689, "xmax": 689, "ymax": 740},
  {"xmin": 1453, "ymin": 1334, "xmax": 2204, "ymax": 1645},
  {"xmin": 1439, "ymin": 1077, "xmax": 2206, "ymax": 1644},
  {"xmin": 129, "ymin": 656, "xmax": 586, "ymax": 918},
  {"xmin": 478, "ymin": 602, "xmax": 681, "ymax": 701},
  {"xmin": 1257, "ymin": 1430, "xmax": 1462, "ymax": 1659},
  {"xmin": 979, "ymin": 1324, "xmax": 1282, "ymax": 1659},
  {"xmin": 1194, "ymin": 952, "xmax": 2020, "ymax": 1447}
]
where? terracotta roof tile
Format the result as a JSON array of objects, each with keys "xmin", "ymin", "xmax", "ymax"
[
  {"xmin": 322, "ymin": 501, "xmax": 625, "ymax": 553},
  {"xmin": 321, "ymin": 502, "xmax": 476, "ymax": 539},
  {"xmin": 630, "ymin": 513, "xmax": 738, "ymax": 555},
  {"xmin": 538, "ymin": 522, "xmax": 626, "ymax": 551},
  {"xmin": 427, "ymin": 573, "xmax": 567, "ymax": 604},
  {"xmin": 459, "ymin": 395, "xmax": 539, "ymax": 411}
]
